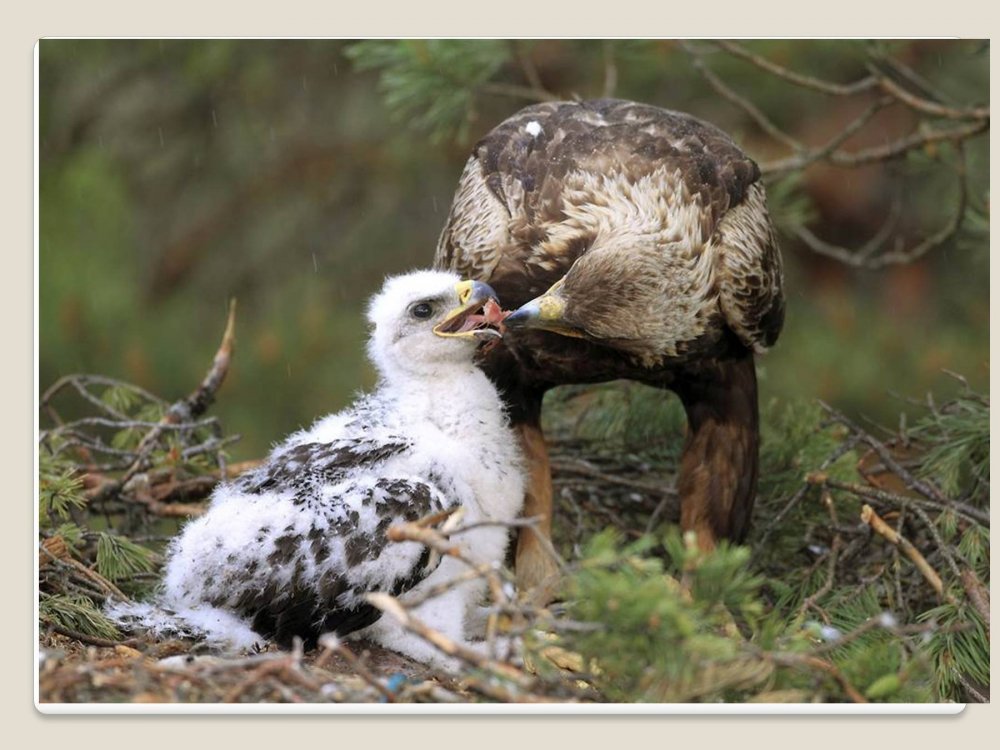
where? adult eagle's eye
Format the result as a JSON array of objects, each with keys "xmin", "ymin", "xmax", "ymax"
[{"xmin": 411, "ymin": 302, "xmax": 434, "ymax": 319}]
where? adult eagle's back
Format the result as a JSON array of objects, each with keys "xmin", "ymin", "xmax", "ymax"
[
  {"xmin": 435, "ymin": 98, "xmax": 784, "ymax": 364},
  {"xmin": 433, "ymin": 99, "xmax": 785, "ymax": 598}
]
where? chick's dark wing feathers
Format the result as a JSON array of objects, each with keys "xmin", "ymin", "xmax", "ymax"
[
  {"xmin": 234, "ymin": 436, "xmax": 412, "ymax": 497},
  {"xmin": 217, "ymin": 433, "xmax": 450, "ymax": 648},
  {"xmin": 225, "ymin": 473, "xmax": 446, "ymax": 648}
]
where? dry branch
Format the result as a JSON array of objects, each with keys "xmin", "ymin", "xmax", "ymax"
[
  {"xmin": 64, "ymin": 301, "xmax": 238, "ymax": 508},
  {"xmin": 366, "ymin": 593, "xmax": 534, "ymax": 697},
  {"xmin": 682, "ymin": 41, "xmax": 988, "ymax": 270},
  {"xmin": 715, "ymin": 41, "xmax": 878, "ymax": 96},
  {"xmin": 960, "ymin": 569, "xmax": 990, "ymax": 632},
  {"xmin": 860, "ymin": 504, "xmax": 950, "ymax": 602}
]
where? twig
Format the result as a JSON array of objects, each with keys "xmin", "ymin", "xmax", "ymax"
[
  {"xmin": 814, "ymin": 476, "xmax": 989, "ymax": 527},
  {"xmin": 688, "ymin": 39, "xmax": 987, "ymax": 271},
  {"xmin": 387, "ymin": 519, "xmax": 512, "ymax": 617},
  {"xmin": 86, "ymin": 301, "xmax": 237, "ymax": 503},
  {"xmin": 761, "ymin": 96, "xmax": 893, "ymax": 175},
  {"xmin": 818, "ymin": 402, "xmax": 956, "ymax": 507},
  {"xmin": 50, "ymin": 416, "xmax": 220, "ymax": 434},
  {"xmin": 222, "ymin": 659, "xmax": 287, "ymax": 702},
  {"xmin": 791, "ymin": 147, "xmax": 970, "ymax": 269},
  {"xmin": 754, "ymin": 436, "xmax": 859, "ymax": 550},
  {"xmin": 870, "ymin": 51, "xmax": 956, "ymax": 108},
  {"xmin": 809, "ymin": 118, "xmax": 984, "ymax": 171},
  {"xmin": 959, "ymin": 569, "xmax": 990, "ymax": 632},
  {"xmin": 768, "ymin": 652, "xmax": 869, "ymax": 703},
  {"xmin": 811, "ymin": 618, "xmax": 964, "ymax": 658},
  {"xmin": 955, "ymin": 672, "xmax": 989, "ymax": 703},
  {"xmin": 868, "ymin": 64, "xmax": 990, "ymax": 120},
  {"xmin": 716, "ymin": 40, "xmax": 988, "ymax": 121},
  {"xmin": 900, "ymin": 500, "xmax": 963, "ymax": 580},
  {"xmin": 715, "ymin": 41, "xmax": 878, "ymax": 96},
  {"xmin": 365, "ymin": 593, "xmax": 533, "ymax": 690},
  {"xmin": 318, "ymin": 637, "xmax": 397, "ymax": 702},
  {"xmin": 551, "ymin": 458, "xmax": 676, "ymax": 498},
  {"xmin": 796, "ymin": 491, "xmax": 842, "ymax": 620},
  {"xmin": 860, "ymin": 504, "xmax": 953, "ymax": 603},
  {"xmin": 45, "ymin": 623, "xmax": 140, "ymax": 649},
  {"xmin": 387, "ymin": 523, "xmax": 461, "ymax": 558},
  {"xmin": 41, "ymin": 374, "xmax": 166, "ymax": 414},
  {"xmin": 41, "ymin": 546, "xmax": 129, "ymax": 602},
  {"xmin": 682, "ymin": 42, "xmax": 801, "ymax": 151},
  {"xmin": 170, "ymin": 299, "xmax": 237, "ymax": 422}
]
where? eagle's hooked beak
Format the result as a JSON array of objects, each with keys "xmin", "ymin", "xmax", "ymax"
[
  {"xmin": 433, "ymin": 280, "xmax": 503, "ymax": 340},
  {"xmin": 503, "ymin": 279, "xmax": 585, "ymax": 338}
]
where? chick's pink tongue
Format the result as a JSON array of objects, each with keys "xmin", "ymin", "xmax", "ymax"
[{"xmin": 459, "ymin": 314, "xmax": 485, "ymax": 333}]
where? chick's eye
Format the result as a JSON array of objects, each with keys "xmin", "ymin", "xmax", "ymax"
[{"xmin": 411, "ymin": 302, "xmax": 434, "ymax": 319}]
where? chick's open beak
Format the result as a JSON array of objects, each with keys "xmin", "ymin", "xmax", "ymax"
[
  {"xmin": 433, "ymin": 280, "xmax": 504, "ymax": 340},
  {"xmin": 503, "ymin": 279, "xmax": 585, "ymax": 338}
]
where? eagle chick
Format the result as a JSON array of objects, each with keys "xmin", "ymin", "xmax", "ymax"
[{"xmin": 108, "ymin": 271, "xmax": 525, "ymax": 670}]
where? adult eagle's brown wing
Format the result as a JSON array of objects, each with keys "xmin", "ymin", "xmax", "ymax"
[{"xmin": 433, "ymin": 98, "xmax": 784, "ymax": 354}]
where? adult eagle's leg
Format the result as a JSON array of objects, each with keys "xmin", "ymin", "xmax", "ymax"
[
  {"xmin": 669, "ymin": 352, "xmax": 760, "ymax": 550},
  {"xmin": 514, "ymin": 419, "xmax": 559, "ymax": 602},
  {"xmin": 507, "ymin": 388, "xmax": 560, "ymax": 604}
]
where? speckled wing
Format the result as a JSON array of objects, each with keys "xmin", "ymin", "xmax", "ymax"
[
  {"xmin": 233, "ymin": 436, "xmax": 413, "ymax": 495},
  {"xmin": 202, "ymin": 439, "xmax": 453, "ymax": 647},
  {"xmin": 434, "ymin": 98, "xmax": 784, "ymax": 348},
  {"xmin": 709, "ymin": 181, "xmax": 785, "ymax": 353}
]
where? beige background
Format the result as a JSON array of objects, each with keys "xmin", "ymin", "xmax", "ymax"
[{"xmin": 9, "ymin": 1, "xmax": 996, "ymax": 745}]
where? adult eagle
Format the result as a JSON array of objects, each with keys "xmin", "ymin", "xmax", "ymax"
[{"xmin": 434, "ymin": 99, "xmax": 785, "ymax": 596}]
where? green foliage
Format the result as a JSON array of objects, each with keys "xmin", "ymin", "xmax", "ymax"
[
  {"xmin": 101, "ymin": 383, "xmax": 141, "ymax": 415},
  {"xmin": 346, "ymin": 40, "xmax": 510, "ymax": 143},
  {"xmin": 39, "ymin": 377, "xmax": 188, "ymax": 645},
  {"xmin": 909, "ymin": 387, "xmax": 989, "ymax": 500},
  {"xmin": 918, "ymin": 600, "xmax": 990, "ymax": 700},
  {"xmin": 814, "ymin": 589, "xmax": 933, "ymax": 701},
  {"xmin": 40, "ymin": 593, "xmax": 123, "ymax": 641},
  {"xmin": 754, "ymin": 399, "xmax": 861, "ymax": 570},
  {"xmin": 53, "ymin": 522, "xmax": 84, "ymax": 547},
  {"xmin": 563, "ymin": 530, "xmax": 761, "ymax": 702},
  {"xmin": 95, "ymin": 532, "xmax": 157, "ymax": 582},
  {"xmin": 957, "ymin": 525, "xmax": 989, "ymax": 572},
  {"xmin": 661, "ymin": 532, "xmax": 764, "ymax": 624},
  {"xmin": 39, "ymin": 451, "xmax": 87, "ymax": 524},
  {"xmin": 759, "ymin": 399, "xmax": 859, "ymax": 499},
  {"xmin": 545, "ymin": 382, "xmax": 687, "ymax": 454},
  {"xmin": 556, "ymin": 530, "xmax": 938, "ymax": 703}
]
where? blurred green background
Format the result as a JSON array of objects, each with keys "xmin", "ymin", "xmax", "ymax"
[{"xmin": 38, "ymin": 40, "xmax": 989, "ymax": 460}]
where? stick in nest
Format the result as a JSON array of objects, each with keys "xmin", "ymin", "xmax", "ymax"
[
  {"xmin": 365, "ymin": 593, "xmax": 531, "ymax": 689},
  {"xmin": 859, "ymin": 504, "xmax": 953, "ymax": 603},
  {"xmin": 87, "ymin": 300, "xmax": 238, "ymax": 504}
]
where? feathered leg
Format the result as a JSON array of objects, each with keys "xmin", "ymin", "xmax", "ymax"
[{"xmin": 671, "ymin": 351, "xmax": 760, "ymax": 551}]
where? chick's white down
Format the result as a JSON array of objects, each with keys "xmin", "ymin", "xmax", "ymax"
[{"xmin": 108, "ymin": 270, "xmax": 525, "ymax": 670}]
